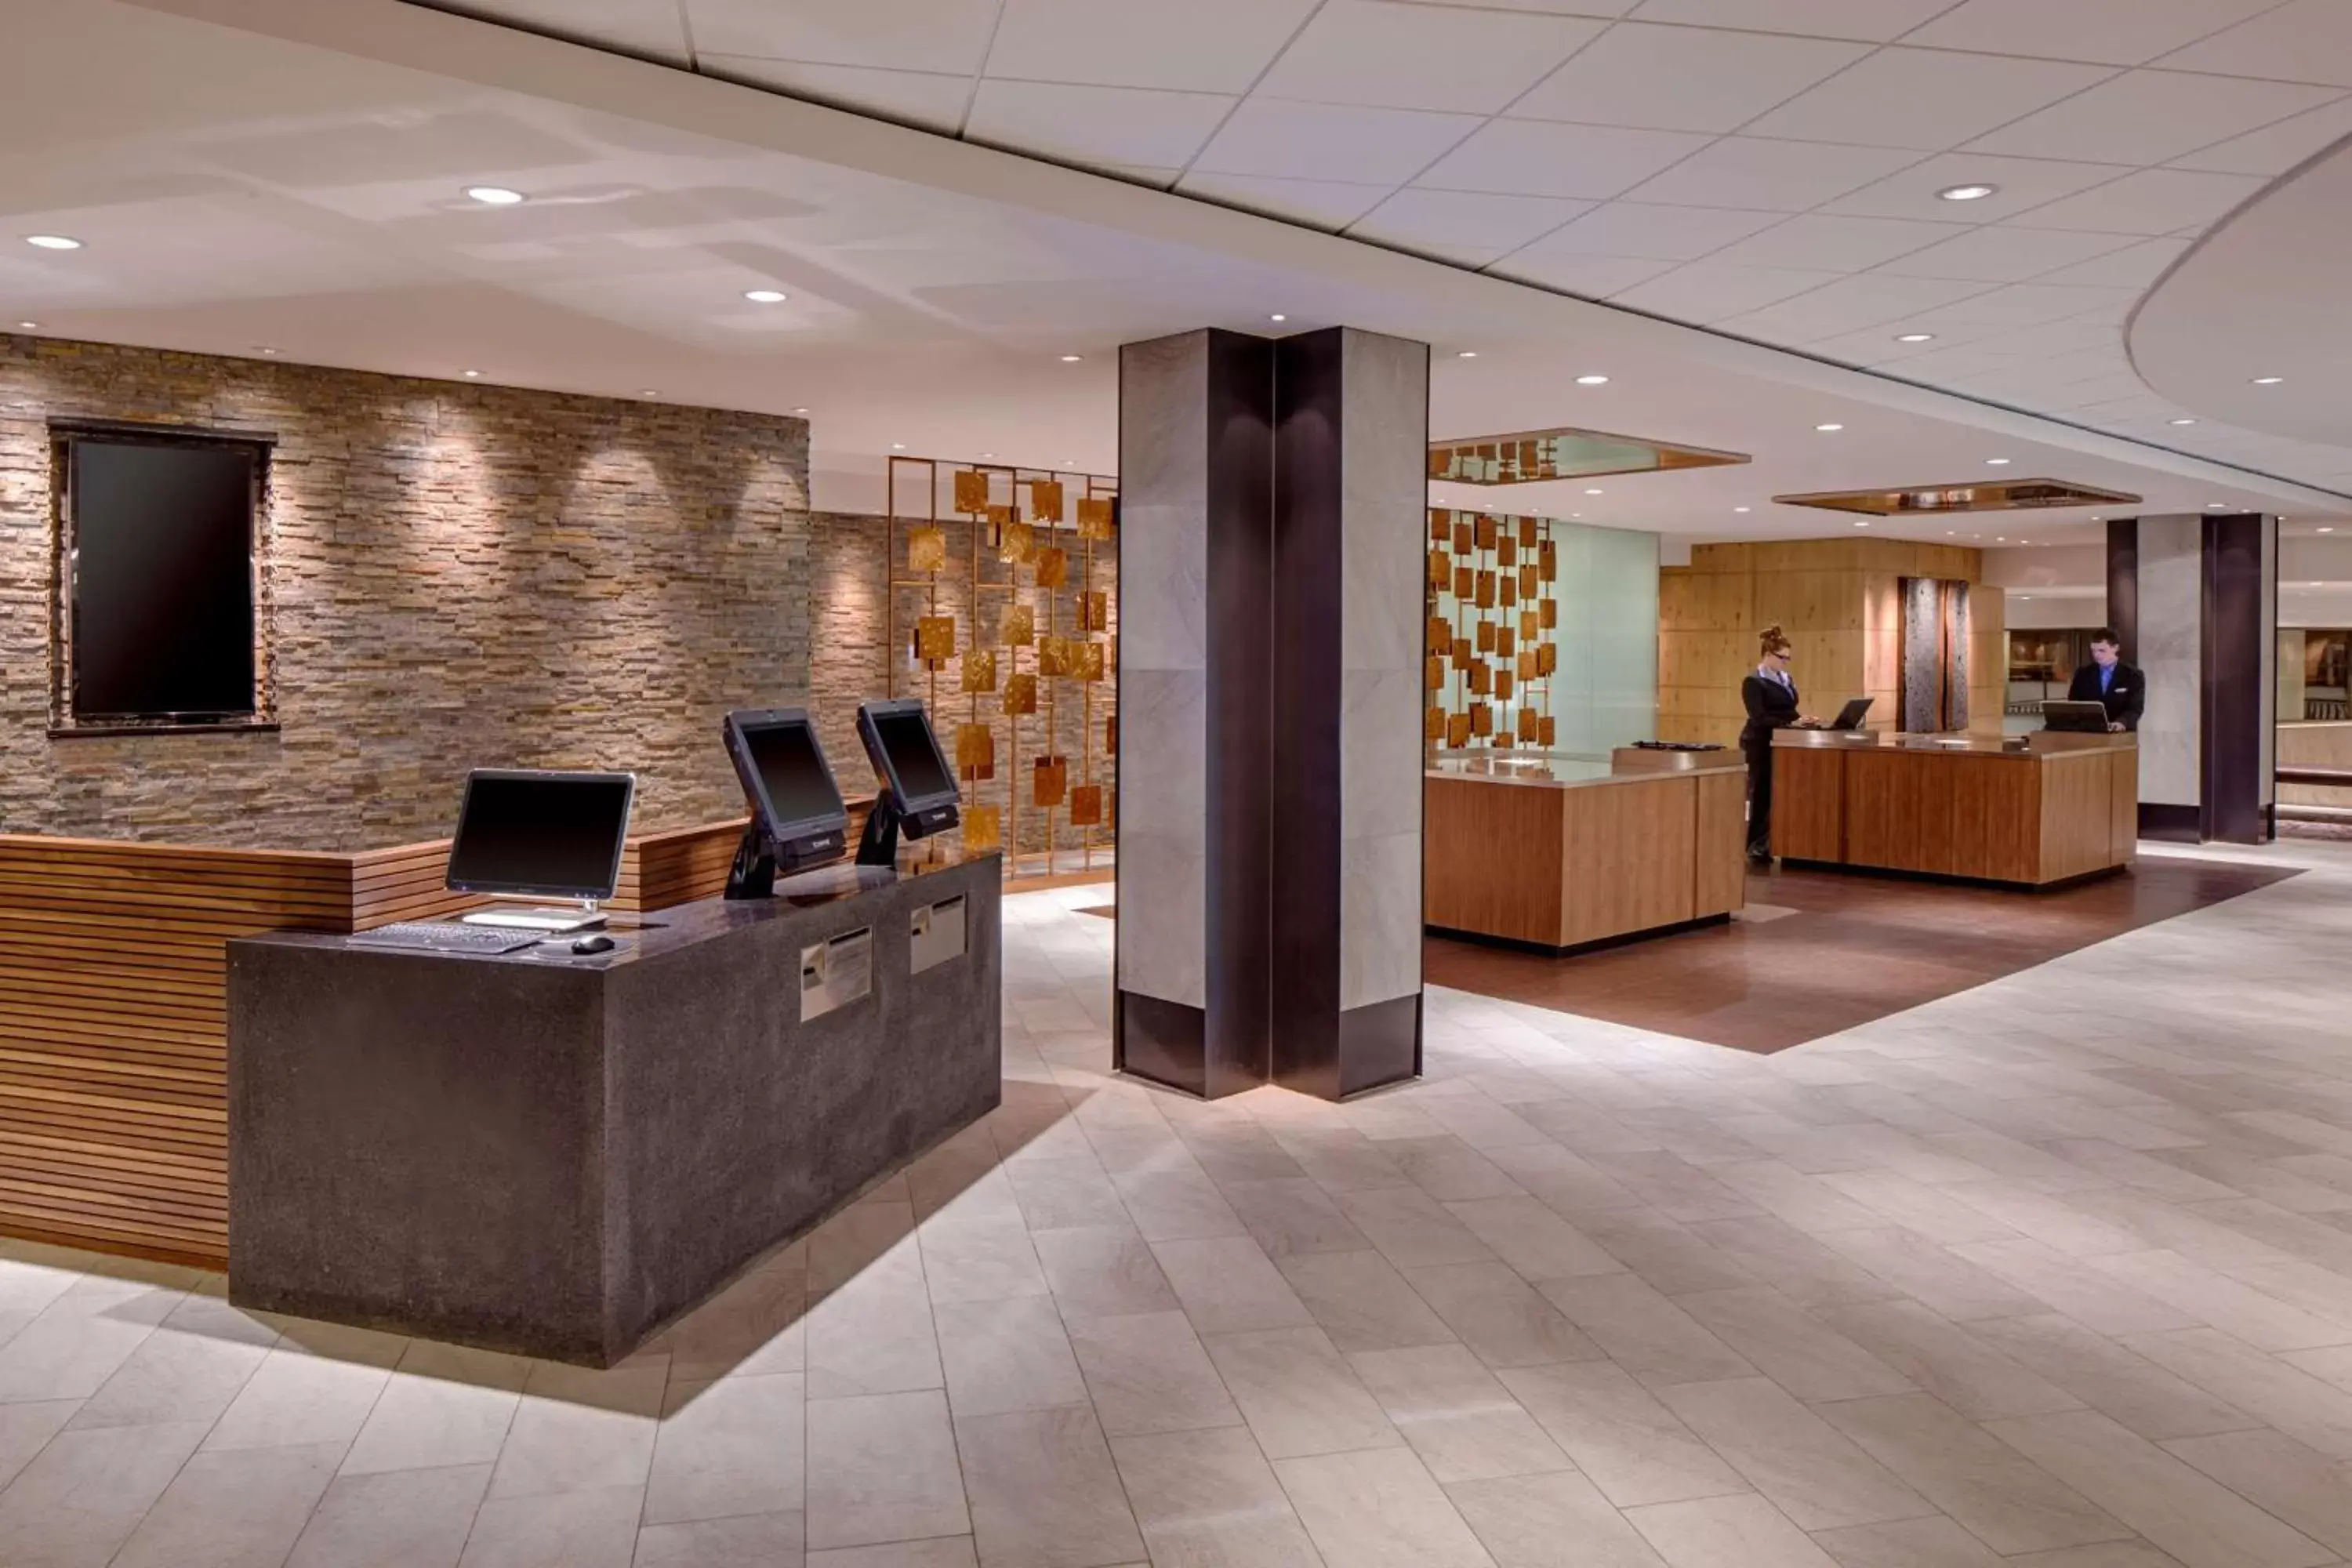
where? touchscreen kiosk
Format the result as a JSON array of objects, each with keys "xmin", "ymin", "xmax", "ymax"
[
  {"xmin": 721, "ymin": 709, "xmax": 851, "ymax": 898},
  {"xmin": 447, "ymin": 769, "xmax": 636, "ymax": 931},
  {"xmin": 855, "ymin": 699, "xmax": 961, "ymax": 867}
]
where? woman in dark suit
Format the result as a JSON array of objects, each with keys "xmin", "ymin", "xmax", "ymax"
[{"xmin": 1740, "ymin": 625, "xmax": 1818, "ymax": 863}]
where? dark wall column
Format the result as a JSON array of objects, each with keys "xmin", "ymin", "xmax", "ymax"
[{"xmin": 2202, "ymin": 513, "xmax": 2276, "ymax": 844}]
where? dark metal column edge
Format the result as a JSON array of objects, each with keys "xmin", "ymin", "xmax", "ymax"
[
  {"xmin": 2106, "ymin": 517, "xmax": 2140, "ymax": 661},
  {"xmin": 2201, "ymin": 513, "xmax": 2270, "ymax": 846}
]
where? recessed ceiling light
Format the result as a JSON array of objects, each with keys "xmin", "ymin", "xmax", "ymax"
[
  {"xmin": 639, "ymin": 388, "xmax": 659, "ymax": 398},
  {"xmin": 2169, "ymin": 417, "xmax": 2197, "ymax": 425},
  {"xmin": 1996, "ymin": 536, "xmax": 2006, "ymax": 542},
  {"xmin": 1060, "ymin": 354, "xmax": 1083, "ymax": 363},
  {"xmin": 1895, "ymin": 332, "xmax": 1935, "ymax": 343},
  {"xmin": 2207, "ymin": 502, "xmax": 2226, "ymax": 509},
  {"xmin": 1815, "ymin": 423, "xmax": 1844, "ymax": 432},
  {"xmin": 1570, "ymin": 513, "xmax": 1582, "ymax": 519},
  {"xmin": 891, "ymin": 443, "xmax": 906, "ymax": 451},
  {"xmin": 1062, "ymin": 458, "xmax": 1074, "ymax": 466},
  {"xmin": 1269, "ymin": 314, "xmax": 1286, "ymax": 322},
  {"xmin": 463, "ymin": 368, "xmax": 481, "ymax": 379},
  {"xmin": 464, "ymin": 186, "xmax": 525, "ymax": 205},
  {"xmin": 24, "ymin": 234, "xmax": 81, "ymax": 250},
  {"xmin": 1575, "ymin": 374, "xmax": 1609, "ymax": 385},
  {"xmin": 2020, "ymin": 596, "xmax": 2033, "ymax": 601},
  {"xmin": 16, "ymin": 321, "xmax": 36, "ymax": 330},
  {"xmin": 1584, "ymin": 488, "xmax": 1603, "ymax": 495},
  {"xmin": 256, "ymin": 346, "xmax": 278, "ymax": 356},
  {"xmin": 2310, "ymin": 581, "xmax": 2325, "ymax": 587},
  {"xmin": 2321, "ymin": 526, "xmax": 2336, "ymax": 534},
  {"xmin": 1937, "ymin": 183, "xmax": 1998, "ymax": 202},
  {"xmin": 1457, "ymin": 350, "xmax": 1478, "ymax": 359},
  {"xmin": 1733, "ymin": 506, "xmax": 1751, "ymax": 514},
  {"xmin": 981, "ymin": 452, "xmax": 996, "ymax": 459},
  {"xmin": 743, "ymin": 289, "xmax": 788, "ymax": 303},
  {"xmin": 792, "ymin": 407, "xmax": 809, "ymax": 415},
  {"xmin": 1854, "ymin": 520, "xmax": 1871, "ymax": 528},
  {"xmin": 1986, "ymin": 457, "xmax": 2011, "ymax": 466},
  {"xmin": 2252, "ymin": 376, "xmax": 2284, "ymax": 384}
]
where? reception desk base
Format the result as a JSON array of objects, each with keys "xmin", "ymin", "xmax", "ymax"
[
  {"xmin": 1773, "ymin": 732, "xmax": 2136, "ymax": 888},
  {"xmin": 228, "ymin": 855, "xmax": 1000, "ymax": 1366}
]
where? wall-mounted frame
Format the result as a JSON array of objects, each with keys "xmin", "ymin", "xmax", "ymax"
[{"xmin": 48, "ymin": 419, "xmax": 278, "ymax": 738}]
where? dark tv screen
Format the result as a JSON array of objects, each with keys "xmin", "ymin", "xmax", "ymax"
[{"xmin": 70, "ymin": 437, "xmax": 258, "ymax": 720}]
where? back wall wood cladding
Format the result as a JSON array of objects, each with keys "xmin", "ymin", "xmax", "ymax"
[
  {"xmin": 0, "ymin": 333, "xmax": 811, "ymax": 849},
  {"xmin": 1660, "ymin": 539, "xmax": 2004, "ymax": 746}
]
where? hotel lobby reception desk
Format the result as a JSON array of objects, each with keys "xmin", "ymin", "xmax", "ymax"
[
  {"xmin": 227, "ymin": 856, "xmax": 1000, "ymax": 1365},
  {"xmin": 1772, "ymin": 731, "xmax": 2137, "ymax": 887},
  {"xmin": 1425, "ymin": 752, "xmax": 1748, "ymax": 952}
]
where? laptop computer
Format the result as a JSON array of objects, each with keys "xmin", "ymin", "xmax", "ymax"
[
  {"xmin": 1826, "ymin": 697, "xmax": 1874, "ymax": 731},
  {"xmin": 2042, "ymin": 699, "xmax": 2113, "ymax": 733}
]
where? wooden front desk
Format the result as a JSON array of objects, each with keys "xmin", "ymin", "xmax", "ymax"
[
  {"xmin": 1772, "ymin": 731, "xmax": 2137, "ymax": 887},
  {"xmin": 1425, "ymin": 752, "xmax": 1748, "ymax": 952}
]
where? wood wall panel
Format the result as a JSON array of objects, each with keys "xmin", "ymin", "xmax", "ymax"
[
  {"xmin": 1558, "ymin": 779, "xmax": 1697, "ymax": 949},
  {"xmin": 1425, "ymin": 777, "xmax": 1566, "ymax": 946}
]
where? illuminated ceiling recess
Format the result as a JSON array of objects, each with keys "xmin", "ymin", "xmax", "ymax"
[
  {"xmin": 1774, "ymin": 479, "xmax": 2141, "ymax": 517},
  {"xmin": 1430, "ymin": 426, "xmax": 1749, "ymax": 487}
]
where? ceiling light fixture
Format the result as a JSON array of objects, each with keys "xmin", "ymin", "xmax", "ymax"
[
  {"xmin": 2321, "ymin": 526, "xmax": 2336, "ymax": 534},
  {"xmin": 463, "ymin": 369, "xmax": 481, "ymax": 379},
  {"xmin": 1895, "ymin": 332, "xmax": 1935, "ymax": 343},
  {"xmin": 464, "ymin": 186, "xmax": 525, "ymax": 205},
  {"xmin": 743, "ymin": 289, "xmax": 788, "ymax": 303},
  {"xmin": 1060, "ymin": 354, "xmax": 1083, "ymax": 363},
  {"xmin": 24, "ymin": 234, "xmax": 81, "ymax": 250},
  {"xmin": 1575, "ymin": 374, "xmax": 1609, "ymax": 385},
  {"xmin": 891, "ymin": 443, "xmax": 906, "ymax": 451},
  {"xmin": 1986, "ymin": 457, "xmax": 2011, "ymax": 465},
  {"xmin": 1733, "ymin": 506, "xmax": 1751, "ymax": 514},
  {"xmin": 2207, "ymin": 502, "xmax": 2227, "ymax": 509},
  {"xmin": 2252, "ymin": 376, "xmax": 2284, "ymax": 384},
  {"xmin": 256, "ymin": 346, "xmax": 278, "ymax": 356},
  {"xmin": 792, "ymin": 407, "xmax": 809, "ymax": 415},
  {"xmin": 639, "ymin": 389, "xmax": 659, "ymax": 398},
  {"xmin": 1457, "ymin": 350, "xmax": 1478, "ymax": 359},
  {"xmin": 1584, "ymin": 488, "xmax": 1603, "ymax": 495},
  {"xmin": 2169, "ymin": 417, "xmax": 2197, "ymax": 425},
  {"xmin": 1269, "ymin": 314, "xmax": 1286, "ymax": 322},
  {"xmin": 1815, "ymin": 423, "xmax": 1843, "ymax": 432},
  {"xmin": 1854, "ymin": 520, "xmax": 1871, "ymax": 528},
  {"xmin": 1937, "ymin": 183, "xmax": 1997, "ymax": 201},
  {"xmin": 15, "ymin": 321, "xmax": 35, "ymax": 330}
]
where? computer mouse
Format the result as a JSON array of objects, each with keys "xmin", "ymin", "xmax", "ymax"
[{"xmin": 570, "ymin": 934, "xmax": 616, "ymax": 955}]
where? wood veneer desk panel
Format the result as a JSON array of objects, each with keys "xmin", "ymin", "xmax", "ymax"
[
  {"xmin": 1425, "ymin": 755, "xmax": 1748, "ymax": 952},
  {"xmin": 1771, "ymin": 731, "xmax": 2136, "ymax": 887}
]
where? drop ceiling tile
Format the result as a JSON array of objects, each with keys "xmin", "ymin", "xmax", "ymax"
[
  {"xmin": 688, "ymin": 0, "xmax": 1003, "ymax": 75},
  {"xmin": 2031, "ymin": 234, "xmax": 2192, "ymax": 286},
  {"xmin": 1904, "ymin": 0, "xmax": 2280, "ymax": 67},
  {"xmin": 1414, "ymin": 120, "xmax": 1712, "ymax": 200},
  {"xmin": 1174, "ymin": 172, "xmax": 1397, "ymax": 230},
  {"xmin": 1721, "ymin": 273, "xmax": 1996, "ymax": 339},
  {"xmin": 1872, "ymin": 225, "xmax": 2140, "ymax": 281},
  {"xmin": 1818, "ymin": 153, "xmax": 2132, "ymax": 221},
  {"xmin": 1623, "ymin": 0, "xmax": 1955, "ymax": 42},
  {"xmin": 1255, "ymin": 2, "xmax": 1605, "ymax": 114},
  {"xmin": 1408, "ymin": 0, "xmax": 1639, "ymax": 13},
  {"xmin": 1745, "ymin": 49, "xmax": 2116, "ymax": 152},
  {"xmin": 2169, "ymin": 96, "xmax": 2352, "ymax": 173},
  {"xmin": 966, "ymin": 81, "xmax": 1234, "ymax": 171},
  {"xmin": 1520, "ymin": 200, "xmax": 1786, "ymax": 259},
  {"xmin": 1350, "ymin": 188, "xmax": 1592, "ymax": 256},
  {"xmin": 2005, "ymin": 166, "xmax": 2265, "ymax": 234},
  {"xmin": 1192, "ymin": 100, "xmax": 1482, "ymax": 184},
  {"xmin": 2157, "ymin": 0, "xmax": 2352, "ymax": 88},
  {"xmin": 984, "ymin": 0, "xmax": 1321, "ymax": 93},
  {"xmin": 1910, "ymin": 281, "xmax": 2142, "ymax": 327},
  {"xmin": 1708, "ymin": 213, "xmax": 1965, "ymax": 270},
  {"xmin": 1486, "ymin": 249, "xmax": 1678, "ymax": 295},
  {"xmin": 1508, "ymin": 22, "xmax": 1865, "ymax": 134},
  {"xmin": 458, "ymin": 0, "xmax": 695, "ymax": 64},
  {"xmin": 701, "ymin": 58, "xmax": 973, "ymax": 132},
  {"xmin": 1967, "ymin": 69, "xmax": 2342, "ymax": 164},
  {"xmin": 1623, "ymin": 136, "xmax": 1923, "ymax": 211},
  {"xmin": 1611, "ymin": 260, "xmax": 1848, "ymax": 321}
]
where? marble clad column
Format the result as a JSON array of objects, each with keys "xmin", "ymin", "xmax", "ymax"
[{"xmin": 1114, "ymin": 326, "xmax": 1427, "ymax": 1101}]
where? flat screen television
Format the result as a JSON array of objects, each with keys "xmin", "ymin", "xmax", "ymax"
[{"xmin": 63, "ymin": 432, "xmax": 263, "ymax": 723}]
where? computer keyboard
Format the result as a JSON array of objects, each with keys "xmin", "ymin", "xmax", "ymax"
[{"xmin": 347, "ymin": 921, "xmax": 542, "ymax": 955}]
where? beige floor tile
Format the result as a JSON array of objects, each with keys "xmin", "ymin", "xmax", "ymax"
[
  {"xmin": 201, "ymin": 1341, "xmax": 396, "ymax": 1454},
  {"xmin": 1065, "ymin": 1310, "xmax": 1241, "ymax": 1436},
  {"xmin": 0, "ymin": 1418, "xmax": 212, "ymax": 1568},
  {"xmin": 486, "ymin": 1359, "xmax": 665, "ymax": 1503},
  {"xmin": 1806, "ymin": 1227, "xmax": 2049, "ymax": 1323},
  {"xmin": 285, "ymin": 1461, "xmax": 492, "ymax": 1568},
  {"xmin": 1112, "ymin": 1168, "xmax": 1248, "ymax": 1243},
  {"xmin": 1535, "ymin": 1274, "xmax": 1756, "ymax": 1386},
  {"xmin": 1110, "ymin": 1425, "xmax": 1323, "ymax": 1566},
  {"xmin": 1004, "ymin": 1157, "xmax": 1129, "ymax": 1234},
  {"xmin": 1032, "ymin": 1227, "xmax": 1181, "ymax": 1321},
  {"xmin": 1202, "ymin": 1326, "xmax": 1402, "ymax": 1460},
  {"xmin": 2125, "ymin": 1327, "xmax": 2352, "ymax": 1460},
  {"xmin": 1220, "ymin": 1178, "xmax": 1374, "ymax": 1258},
  {"xmin": 1445, "ymin": 1469, "xmax": 1669, "ymax": 1567},
  {"xmin": 1495, "ymin": 1359, "xmax": 1746, "ymax": 1508},
  {"xmin": 1811, "ymin": 1514, "xmax": 2008, "ymax": 1568},
  {"xmin": 920, "ymin": 1218, "xmax": 1053, "ymax": 1308},
  {"xmin": 1269, "ymin": 1127, "xmax": 1414, "ymax": 1194},
  {"xmin": 1385, "ymin": 1135, "xmax": 1529, "ymax": 1201},
  {"xmin": 1584, "ymin": 1153, "xmax": 1762, "ymax": 1225},
  {"xmin": 2003, "ymin": 1545, "xmax": 2194, "ymax": 1567},
  {"xmin": 1813, "ymin": 1394, "xmax": 2131, "ymax": 1555},
  {"xmin": 2087, "ymin": 1250, "xmax": 2352, "ymax": 1353},
  {"xmin": 0, "ymin": 1402, "xmax": 78, "ymax": 1492},
  {"xmin": 2164, "ymin": 1427, "xmax": 2352, "ymax": 1559},
  {"xmin": 1152, "ymin": 1237, "xmax": 1313, "ymax": 1335},
  {"xmin": 1813, "ymin": 1301, "xmax": 2083, "ymax": 1421},
  {"xmin": 636, "ymin": 1510, "xmax": 811, "ymax": 1566},
  {"xmin": 1349, "ymin": 1343, "xmax": 1571, "ymax": 1483},
  {"xmin": 0, "ymin": 1276, "xmax": 180, "ymax": 1404},
  {"xmin": 1655, "ymin": 1377, "xmax": 1933, "ymax": 1531},
  {"xmin": 806, "ymin": 1390, "xmax": 969, "ymax": 1551},
  {"xmin": 644, "ymin": 1374, "xmax": 804, "ymax": 1527},
  {"xmin": 1937, "ymin": 1185, "xmax": 2149, "ymax": 1260},
  {"xmin": 806, "ymin": 1265, "xmax": 945, "ymax": 1400},
  {"xmin": 1479, "ymin": 1141, "xmax": 1643, "ymax": 1214},
  {"xmin": 1179, "ymin": 1124, "xmax": 1310, "ymax": 1187},
  {"xmin": 809, "ymin": 1203, "xmax": 922, "ymax": 1298},
  {"xmin": 1712, "ymin": 1163, "xmax": 1888, "ymax": 1235},
  {"xmin": 1947, "ymin": 1240, "xmax": 2201, "ymax": 1336},
  {"xmin": 1278, "ymin": 1249, "xmax": 1457, "ymax": 1352},
  {"xmin": 1446, "ymin": 1196, "xmax": 1626, "ymax": 1283},
  {"xmin": 1274, "ymin": 1446, "xmax": 1498, "ymax": 1568},
  {"xmin": 1419, "ymin": 1095, "xmax": 1549, "ymax": 1152},
  {"xmin": 64, "ymin": 1324, "xmax": 268, "ymax": 1432},
  {"xmin": 805, "ymin": 1538, "xmax": 977, "ymax": 1567},
  {"xmin": 1333, "ymin": 1186, "xmax": 1501, "ymax": 1268},
  {"xmin": 1403, "ymin": 1261, "xmax": 1602, "ymax": 1369},
  {"xmin": 1573, "ymin": 1209, "xmax": 1758, "ymax": 1296},
  {"xmin": 1683, "ymin": 1218, "xmax": 1906, "ymax": 1310},
  {"xmin": 457, "ymin": 1482, "xmax": 646, "ymax": 1568},
  {"xmin": 656, "ymin": 1255, "xmax": 807, "ymax": 1381},
  {"xmin": 1984, "ymin": 1408, "xmax": 2333, "ymax": 1568},
  {"xmin": 935, "ymin": 1296, "xmax": 1089, "ymax": 1419},
  {"xmin": 1675, "ymin": 1287, "xmax": 1915, "ymax": 1403},
  {"xmin": 1624, "ymin": 1491, "xmax": 1841, "ymax": 1568},
  {"xmin": 341, "ymin": 1341, "xmax": 529, "ymax": 1477},
  {"xmin": 956, "ymin": 1405, "xmax": 1144, "ymax": 1567},
  {"xmin": 1968, "ymin": 1315, "xmax": 2261, "ymax": 1442},
  {"xmin": 111, "ymin": 1439, "xmax": 343, "ymax": 1568}
]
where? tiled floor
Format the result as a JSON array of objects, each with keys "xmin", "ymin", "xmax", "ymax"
[{"xmin": 9, "ymin": 842, "xmax": 2352, "ymax": 1566}]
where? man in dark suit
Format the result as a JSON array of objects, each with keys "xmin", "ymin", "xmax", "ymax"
[{"xmin": 2067, "ymin": 628, "xmax": 2144, "ymax": 732}]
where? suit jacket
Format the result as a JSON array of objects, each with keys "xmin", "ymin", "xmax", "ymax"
[
  {"xmin": 2067, "ymin": 659, "xmax": 2144, "ymax": 731},
  {"xmin": 1740, "ymin": 670, "xmax": 1801, "ymax": 749}
]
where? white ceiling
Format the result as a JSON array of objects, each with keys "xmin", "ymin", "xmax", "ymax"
[
  {"xmin": 5, "ymin": 0, "xmax": 2348, "ymax": 551},
  {"xmin": 408, "ymin": 0, "xmax": 2352, "ymax": 495}
]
